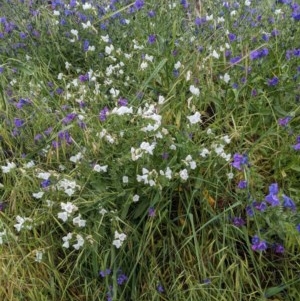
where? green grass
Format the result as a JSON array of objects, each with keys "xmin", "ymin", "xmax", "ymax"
[{"xmin": 0, "ymin": 0, "xmax": 300, "ymax": 300}]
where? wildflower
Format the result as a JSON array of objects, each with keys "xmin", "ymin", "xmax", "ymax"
[
  {"xmin": 32, "ymin": 191, "xmax": 44, "ymax": 199},
  {"xmin": 203, "ymin": 278, "xmax": 211, "ymax": 285},
  {"xmin": 35, "ymin": 250, "xmax": 44, "ymax": 263},
  {"xmin": 122, "ymin": 176, "xmax": 129, "ymax": 184},
  {"xmin": 249, "ymin": 48, "xmax": 268, "ymax": 60},
  {"xmin": 148, "ymin": 34, "xmax": 156, "ymax": 44},
  {"xmin": 99, "ymin": 106, "xmax": 109, "ymax": 121},
  {"xmin": 232, "ymin": 217, "xmax": 245, "ymax": 227},
  {"xmin": 157, "ymin": 284, "xmax": 164, "ymax": 293},
  {"xmin": 148, "ymin": 207, "xmax": 156, "ymax": 217},
  {"xmin": 133, "ymin": 194, "xmax": 140, "ymax": 202},
  {"xmin": 253, "ymin": 201, "xmax": 267, "ymax": 212},
  {"xmin": 296, "ymin": 224, "xmax": 300, "ymax": 232},
  {"xmin": 278, "ymin": 116, "xmax": 291, "ymax": 126},
  {"xmin": 282, "ymin": 194, "xmax": 296, "ymax": 211},
  {"xmin": 265, "ymin": 183, "xmax": 280, "ymax": 206},
  {"xmin": 237, "ymin": 180, "xmax": 247, "ymax": 189},
  {"xmin": 113, "ymin": 231, "xmax": 127, "ymax": 248},
  {"xmin": 117, "ymin": 272, "xmax": 128, "ymax": 285},
  {"xmin": 99, "ymin": 269, "xmax": 111, "ymax": 278},
  {"xmin": 134, "ymin": 0, "xmax": 144, "ymax": 10},
  {"xmin": 267, "ymin": 76, "xmax": 279, "ymax": 86},
  {"xmin": 73, "ymin": 214, "xmax": 86, "ymax": 227},
  {"xmin": 231, "ymin": 153, "xmax": 248, "ymax": 170},
  {"xmin": 93, "ymin": 164, "xmax": 108, "ymax": 172},
  {"xmin": 251, "ymin": 235, "xmax": 267, "ymax": 251},
  {"xmin": 246, "ymin": 205, "xmax": 254, "ymax": 217},
  {"xmin": 179, "ymin": 169, "xmax": 189, "ymax": 181},
  {"xmin": 274, "ymin": 244, "xmax": 285, "ymax": 254},
  {"xmin": 73, "ymin": 234, "xmax": 84, "ymax": 250},
  {"xmin": 220, "ymin": 73, "xmax": 230, "ymax": 83},
  {"xmin": 187, "ymin": 112, "xmax": 202, "ymax": 124},
  {"xmin": 1, "ymin": 161, "xmax": 16, "ymax": 173},
  {"xmin": 14, "ymin": 118, "xmax": 25, "ymax": 127}
]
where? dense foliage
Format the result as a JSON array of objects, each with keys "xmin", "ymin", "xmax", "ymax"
[{"xmin": 0, "ymin": 0, "xmax": 300, "ymax": 300}]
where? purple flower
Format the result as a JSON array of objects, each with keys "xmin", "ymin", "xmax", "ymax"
[
  {"xmin": 147, "ymin": 10, "xmax": 156, "ymax": 17},
  {"xmin": 62, "ymin": 113, "xmax": 77, "ymax": 125},
  {"xmin": 249, "ymin": 48, "xmax": 269, "ymax": 60},
  {"xmin": 230, "ymin": 56, "xmax": 241, "ymax": 65},
  {"xmin": 228, "ymin": 33, "xmax": 236, "ymax": 42},
  {"xmin": 296, "ymin": 224, "xmax": 300, "ymax": 232},
  {"xmin": 99, "ymin": 269, "xmax": 111, "ymax": 278},
  {"xmin": 79, "ymin": 74, "xmax": 89, "ymax": 82},
  {"xmin": 15, "ymin": 98, "xmax": 31, "ymax": 109},
  {"xmin": 267, "ymin": 76, "xmax": 279, "ymax": 86},
  {"xmin": 118, "ymin": 98, "xmax": 128, "ymax": 106},
  {"xmin": 265, "ymin": 183, "xmax": 280, "ymax": 206},
  {"xmin": 278, "ymin": 116, "xmax": 292, "ymax": 127},
  {"xmin": 14, "ymin": 118, "xmax": 25, "ymax": 127},
  {"xmin": 251, "ymin": 235, "xmax": 267, "ymax": 251},
  {"xmin": 180, "ymin": 0, "xmax": 189, "ymax": 9},
  {"xmin": 41, "ymin": 179, "xmax": 51, "ymax": 188},
  {"xmin": 203, "ymin": 278, "xmax": 211, "ymax": 284},
  {"xmin": 274, "ymin": 244, "xmax": 285, "ymax": 254},
  {"xmin": 134, "ymin": 0, "xmax": 144, "ymax": 10},
  {"xmin": 293, "ymin": 143, "xmax": 300, "ymax": 150},
  {"xmin": 99, "ymin": 106, "xmax": 109, "ymax": 121},
  {"xmin": 232, "ymin": 217, "xmax": 245, "ymax": 227},
  {"xmin": 237, "ymin": 180, "xmax": 247, "ymax": 189},
  {"xmin": 231, "ymin": 153, "xmax": 249, "ymax": 170},
  {"xmin": 117, "ymin": 273, "xmax": 128, "ymax": 285},
  {"xmin": 148, "ymin": 207, "xmax": 156, "ymax": 217},
  {"xmin": 148, "ymin": 34, "xmax": 156, "ymax": 44},
  {"xmin": 282, "ymin": 194, "xmax": 296, "ymax": 211},
  {"xmin": 292, "ymin": 11, "xmax": 300, "ymax": 21},
  {"xmin": 83, "ymin": 40, "xmax": 89, "ymax": 52},
  {"xmin": 195, "ymin": 16, "xmax": 206, "ymax": 26},
  {"xmin": 157, "ymin": 284, "xmax": 164, "ymax": 293},
  {"xmin": 253, "ymin": 201, "xmax": 267, "ymax": 212}
]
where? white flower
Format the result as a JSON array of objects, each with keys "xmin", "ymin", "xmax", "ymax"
[
  {"xmin": 133, "ymin": 194, "xmax": 140, "ymax": 202},
  {"xmin": 73, "ymin": 234, "xmax": 84, "ymax": 250},
  {"xmin": 187, "ymin": 112, "xmax": 202, "ymax": 124},
  {"xmin": 109, "ymin": 87, "xmax": 119, "ymax": 98},
  {"xmin": 82, "ymin": 2, "xmax": 92, "ymax": 9},
  {"xmin": 122, "ymin": 176, "xmax": 129, "ymax": 184},
  {"xmin": 140, "ymin": 61, "xmax": 148, "ymax": 70},
  {"xmin": 220, "ymin": 73, "xmax": 230, "ymax": 83},
  {"xmin": 93, "ymin": 164, "xmax": 108, "ymax": 172},
  {"xmin": 222, "ymin": 135, "xmax": 231, "ymax": 144},
  {"xmin": 70, "ymin": 152, "xmax": 83, "ymax": 163},
  {"xmin": 140, "ymin": 141, "xmax": 156, "ymax": 155},
  {"xmin": 245, "ymin": 0, "xmax": 251, "ymax": 6},
  {"xmin": 145, "ymin": 54, "xmax": 154, "ymax": 62},
  {"xmin": 32, "ymin": 191, "xmax": 44, "ymax": 199},
  {"xmin": 111, "ymin": 106, "xmax": 133, "ymax": 115},
  {"xmin": 82, "ymin": 20, "xmax": 91, "ymax": 29},
  {"xmin": 274, "ymin": 9, "xmax": 282, "ymax": 15},
  {"xmin": 53, "ymin": 10, "xmax": 60, "ymax": 16},
  {"xmin": 70, "ymin": 29, "xmax": 78, "ymax": 37},
  {"xmin": 200, "ymin": 148, "xmax": 210, "ymax": 157},
  {"xmin": 189, "ymin": 85, "xmax": 200, "ymax": 96},
  {"xmin": 65, "ymin": 61, "xmax": 71, "ymax": 69},
  {"xmin": 158, "ymin": 95, "xmax": 165, "ymax": 104},
  {"xmin": 99, "ymin": 207, "xmax": 108, "ymax": 215},
  {"xmin": 112, "ymin": 239, "xmax": 122, "ymax": 248},
  {"xmin": 1, "ymin": 161, "xmax": 16, "ymax": 173},
  {"xmin": 174, "ymin": 61, "xmax": 181, "ymax": 70},
  {"xmin": 73, "ymin": 215, "xmax": 86, "ymax": 227},
  {"xmin": 105, "ymin": 45, "xmax": 114, "ymax": 55},
  {"xmin": 61, "ymin": 202, "xmax": 78, "ymax": 214},
  {"xmin": 101, "ymin": 35, "xmax": 110, "ymax": 42},
  {"xmin": 37, "ymin": 172, "xmax": 51, "ymax": 180},
  {"xmin": 227, "ymin": 172, "xmax": 234, "ymax": 179},
  {"xmin": 58, "ymin": 211, "xmax": 69, "ymax": 222},
  {"xmin": 186, "ymin": 70, "xmax": 192, "ymax": 81},
  {"xmin": 24, "ymin": 161, "xmax": 35, "ymax": 168},
  {"xmin": 179, "ymin": 169, "xmax": 189, "ymax": 181},
  {"xmin": 211, "ymin": 50, "xmax": 220, "ymax": 59},
  {"xmin": 35, "ymin": 250, "xmax": 44, "ymax": 263}
]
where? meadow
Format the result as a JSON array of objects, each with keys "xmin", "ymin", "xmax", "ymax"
[{"xmin": 0, "ymin": 0, "xmax": 300, "ymax": 300}]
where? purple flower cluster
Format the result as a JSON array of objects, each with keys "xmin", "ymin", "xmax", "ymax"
[
  {"xmin": 251, "ymin": 235, "xmax": 267, "ymax": 251},
  {"xmin": 231, "ymin": 153, "xmax": 249, "ymax": 170},
  {"xmin": 292, "ymin": 136, "xmax": 300, "ymax": 150},
  {"xmin": 249, "ymin": 48, "xmax": 269, "ymax": 60}
]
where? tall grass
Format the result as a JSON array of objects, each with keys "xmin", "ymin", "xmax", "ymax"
[{"xmin": 0, "ymin": 0, "xmax": 300, "ymax": 300}]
